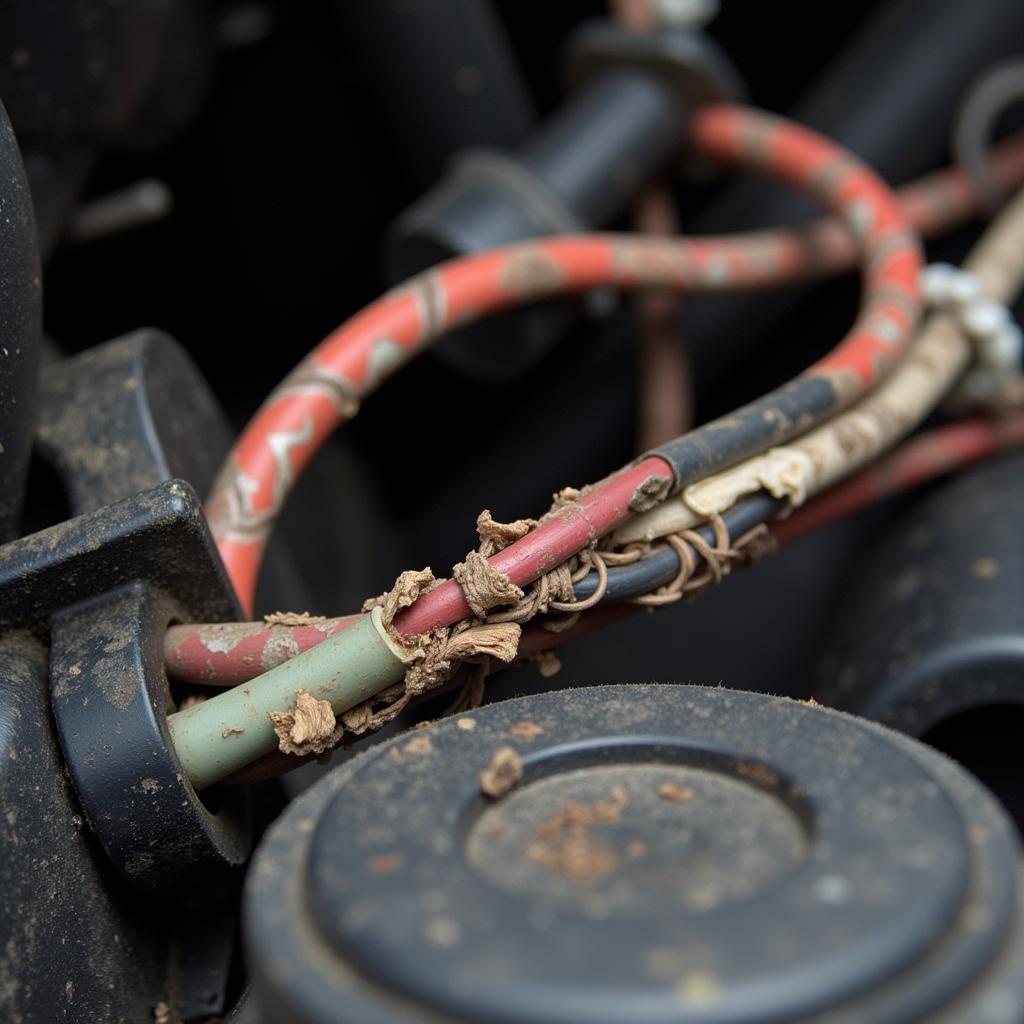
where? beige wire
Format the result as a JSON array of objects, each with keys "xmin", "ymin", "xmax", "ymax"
[{"xmin": 615, "ymin": 185, "xmax": 1024, "ymax": 545}]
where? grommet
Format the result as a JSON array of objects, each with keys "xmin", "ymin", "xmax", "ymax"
[
  {"xmin": 17, "ymin": 479, "xmax": 254, "ymax": 889},
  {"xmin": 51, "ymin": 582, "xmax": 250, "ymax": 889},
  {"xmin": 244, "ymin": 683, "xmax": 1024, "ymax": 1023}
]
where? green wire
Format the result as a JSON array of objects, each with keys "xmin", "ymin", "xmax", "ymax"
[{"xmin": 168, "ymin": 608, "xmax": 409, "ymax": 790}]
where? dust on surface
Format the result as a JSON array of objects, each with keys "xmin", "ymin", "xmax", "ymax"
[
  {"xmin": 263, "ymin": 610, "xmax": 328, "ymax": 626},
  {"xmin": 526, "ymin": 788, "xmax": 629, "ymax": 881},
  {"xmin": 403, "ymin": 733, "xmax": 434, "ymax": 756},
  {"xmin": 510, "ymin": 720, "xmax": 544, "ymax": 740},
  {"xmin": 971, "ymin": 557, "xmax": 1000, "ymax": 579},
  {"xmin": 658, "ymin": 782, "xmax": 693, "ymax": 803},
  {"xmin": 480, "ymin": 746, "xmax": 523, "ymax": 798},
  {"xmin": 368, "ymin": 853, "xmax": 403, "ymax": 874}
]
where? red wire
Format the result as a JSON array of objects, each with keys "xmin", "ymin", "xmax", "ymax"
[
  {"xmin": 393, "ymin": 457, "xmax": 671, "ymax": 636},
  {"xmin": 165, "ymin": 615, "xmax": 359, "ymax": 686}
]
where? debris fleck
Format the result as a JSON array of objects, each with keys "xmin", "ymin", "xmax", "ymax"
[
  {"xmin": 658, "ymin": 782, "xmax": 693, "ymax": 803},
  {"xmin": 403, "ymin": 733, "xmax": 434, "ymax": 756},
  {"xmin": 675, "ymin": 971, "xmax": 722, "ymax": 1007},
  {"xmin": 269, "ymin": 689, "xmax": 336, "ymax": 756},
  {"xmin": 480, "ymin": 746, "xmax": 523, "ymax": 798},
  {"xmin": 425, "ymin": 916, "xmax": 462, "ymax": 947},
  {"xmin": 630, "ymin": 474, "xmax": 671, "ymax": 512},
  {"xmin": 971, "ymin": 557, "xmax": 1000, "ymax": 580},
  {"xmin": 368, "ymin": 852, "xmax": 403, "ymax": 874},
  {"xmin": 263, "ymin": 610, "xmax": 329, "ymax": 626},
  {"xmin": 531, "ymin": 649, "xmax": 562, "ymax": 677},
  {"xmin": 736, "ymin": 761, "xmax": 778, "ymax": 788},
  {"xmin": 625, "ymin": 839, "xmax": 647, "ymax": 859},
  {"xmin": 222, "ymin": 725, "xmax": 245, "ymax": 738},
  {"xmin": 511, "ymin": 720, "xmax": 544, "ymax": 740}
]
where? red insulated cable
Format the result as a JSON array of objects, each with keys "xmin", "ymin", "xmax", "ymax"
[
  {"xmin": 170, "ymin": 460, "xmax": 677, "ymax": 677},
  {"xmin": 206, "ymin": 114, "xmax": 1024, "ymax": 617},
  {"xmin": 392, "ymin": 457, "xmax": 671, "ymax": 636},
  {"xmin": 165, "ymin": 615, "xmax": 359, "ymax": 686},
  {"xmin": 166, "ymin": 595, "xmax": 633, "ymax": 691}
]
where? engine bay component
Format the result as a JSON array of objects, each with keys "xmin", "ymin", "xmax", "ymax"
[
  {"xmin": 6, "ymin": 4, "xmax": 1024, "ymax": 1020},
  {"xmin": 818, "ymin": 451, "xmax": 1024, "ymax": 754},
  {"xmin": 245, "ymin": 684, "xmax": 1024, "ymax": 1024},
  {"xmin": 0, "ymin": 95, "xmax": 39, "ymax": 543},
  {"xmin": 386, "ymin": 18, "xmax": 740, "ymax": 378},
  {"xmin": 2, "ymin": 481, "xmax": 250, "ymax": 886}
]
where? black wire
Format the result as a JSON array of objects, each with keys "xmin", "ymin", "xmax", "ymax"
[
  {"xmin": 572, "ymin": 492, "xmax": 785, "ymax": 604},
  {"xmin": 646, "ymin": 373, "xmax": 842, "ymax": 492}
]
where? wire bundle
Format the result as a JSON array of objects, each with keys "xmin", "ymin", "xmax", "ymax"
[{"xmin": 168, "ymin": 106, "xmax": 1024, "ymax": 790}]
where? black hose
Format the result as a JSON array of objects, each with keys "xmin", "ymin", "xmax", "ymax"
[{"xmin": 333, "ymin": 0, "xmax": 535, "ymax": 192}]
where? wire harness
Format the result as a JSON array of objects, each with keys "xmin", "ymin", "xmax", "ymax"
[{"xmin": 167, "ymin": 126, "xmax": 1024, "ymax": 789}]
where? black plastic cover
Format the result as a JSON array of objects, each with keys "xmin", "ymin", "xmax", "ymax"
[{"xmin": 245, "ymin": 683, "xmax": 1024, "ymax": 1023}]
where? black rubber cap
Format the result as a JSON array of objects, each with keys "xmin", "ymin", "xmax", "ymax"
[{"xmin": 244, "ymin": 684, "xmax": 1024, "ymax": 1023}]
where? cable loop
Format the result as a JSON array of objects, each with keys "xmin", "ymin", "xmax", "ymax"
[
  {"xmin": 629, "ymin": 516, "xmax": 774, "ymax": 606},
  {"xmin": 549, "ymin": 553, "xmax": 609, "ymax": 612},
  {"xmin": 953, "ymin": 59, "xmax": 1024, "ymax": 214}
]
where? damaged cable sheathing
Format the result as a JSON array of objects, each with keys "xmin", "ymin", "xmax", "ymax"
[
  {"xmin": 269, "ymin": 689, "xmax": 337, "ymax": 756},
  {"xmin": 343, "ymin": 566, "xmax": 522, "ymax": 738}
]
